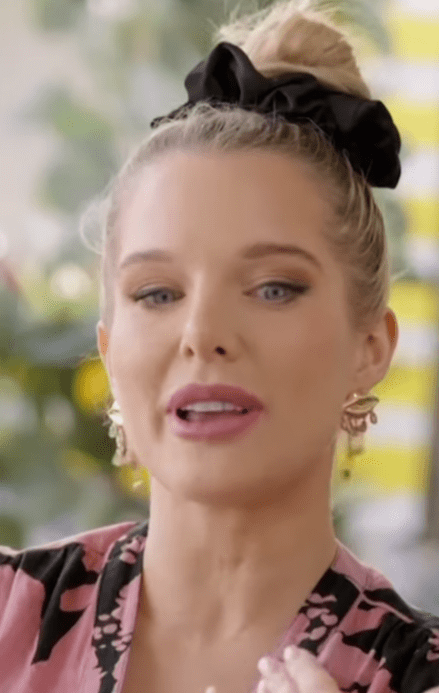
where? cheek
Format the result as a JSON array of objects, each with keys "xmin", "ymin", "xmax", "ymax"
[
  {"xmin": 107, "ymin": 308, "xmax": 157, "ymax": 397},
  {"xmin": 271, "ymin": 307, "xmax": 345, "ymax": 382},
  {"xmin": 269, "ymin": 309, "xmax": 350, "ymax": 427},
  {"xmin": 111, "ymin": 299, "xmax": 158, "ymax": 361},
  {"xmin": 108, "ymin": 319, "xmax": 164, "ymax": 449}
]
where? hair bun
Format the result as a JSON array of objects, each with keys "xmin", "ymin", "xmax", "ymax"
[{"xmin": 214, "ymin": 1, "xmax": 371, "ymax": 99}]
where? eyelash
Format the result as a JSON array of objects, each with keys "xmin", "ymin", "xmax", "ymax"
[{"xmin": 133, "ymin": 281, "xmax": 310, "ymax": 308}]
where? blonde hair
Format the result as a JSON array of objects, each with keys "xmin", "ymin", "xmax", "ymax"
[{"xmin": 82, "ymin": 0, "xmax": 394, "ymax": 335}]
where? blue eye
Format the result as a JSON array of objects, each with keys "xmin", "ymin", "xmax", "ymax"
[
  {"xmin": 136, "ymin": 288, "xmax": 178, "ymax": 306},
  {"xmin": 134, "ymin": 282, "xmax": 309, "ymax": 308},
  {"xmin": 255, "ymin": 282, "xmax": 309, "ymax": 302}
]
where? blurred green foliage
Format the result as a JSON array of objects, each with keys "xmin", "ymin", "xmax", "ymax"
[
  {"xmin": 31, "ymin": 0, "xmax": 86, "ymax": 31},
  {"xmin": 0, "ymin": 277, "xmax": 150, "ymax": 547},
  {"xmin": 22, "ymin": 86, "xmax": 118, "ymax": 214}
]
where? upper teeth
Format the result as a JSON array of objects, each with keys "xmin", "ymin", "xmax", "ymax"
[{"xmin": 181, "ymin": 401, "xmax": 244, "ymax": 413}]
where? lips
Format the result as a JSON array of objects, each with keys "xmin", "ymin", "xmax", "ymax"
[{"xmin": 166, "ymin": 383, "xmax": 265, "ymax": 415}]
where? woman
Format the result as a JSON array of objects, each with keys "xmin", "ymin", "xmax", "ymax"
[{"xmin": 2, "ymin": 1, "xmax": 439, "ymax": 692}]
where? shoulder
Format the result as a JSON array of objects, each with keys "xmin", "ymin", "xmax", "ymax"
[
  {"xmin": 333, "ymin": 539, "xmax": 439, "ymax": 629},
  {"xmin": 0, "ymin": 519, "xmax": 142, "ymax": 573},
  {"xmin": 285, "ymin": 541, "xmax": 439, "ymax": 692},
  {"xmin": 317, "ymin": 540, "xmax": 439, "ymax": 693},
  {"xmin": 0, "ymin": 519, "xmax": 146, "ymax": 618},
  {"xmin": 0, "ymin": 519, "xmax": 148, "ymax": 689}
]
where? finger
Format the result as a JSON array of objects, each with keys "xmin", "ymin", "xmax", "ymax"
[
  {"xmin": 258, "ymin": 656, "xmax": 299, "ymax": 693},
  {"xmin": 256, "ymin": 680, "xmax": 269, "ymax": 693},
  {"xmin": 283, "ymin": 646, "xmax": 340, "ymax": 693},
  {"xmin": 259, "ymin": 676, "xmax": 293, "ymax": 693}
]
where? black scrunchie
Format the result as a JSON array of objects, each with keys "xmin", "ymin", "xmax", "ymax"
[{"xmin": 150, "ymin": 42, "xmax": 401, "ymax": 189}]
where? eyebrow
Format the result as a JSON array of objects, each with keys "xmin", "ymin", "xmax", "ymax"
[{"xmin": 118, "ymin": 242, "xmax": 322, "ymax": 274}]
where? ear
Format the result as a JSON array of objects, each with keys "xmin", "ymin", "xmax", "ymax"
[
  {"xmin": 96, "ymin": 320, "xmax": 110, "ymax": 376},
  {"xmin": 349, "ymin": 307, "xmax": 399, "ymax": 397}
]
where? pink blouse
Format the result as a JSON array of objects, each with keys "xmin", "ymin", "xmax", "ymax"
[{"xmin": 1, "ymin": 519, "xmax": 439, "ymax": 692}]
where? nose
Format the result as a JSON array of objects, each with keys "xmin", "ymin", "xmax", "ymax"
[{"xmin": 177, "ymin": 284, "xmax": 238, "ymax": 362}]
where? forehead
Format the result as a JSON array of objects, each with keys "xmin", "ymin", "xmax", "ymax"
[{"xmin": 117, "ymin": 149, "xmax": 334, "ymax": 264}]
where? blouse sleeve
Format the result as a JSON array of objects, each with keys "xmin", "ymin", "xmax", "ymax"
[{"xmin": 399, "ymin": 621, "xmax": 439, "ymax": 693}]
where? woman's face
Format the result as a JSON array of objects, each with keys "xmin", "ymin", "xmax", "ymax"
[{"xmin": 98, "ymin": 149, "xmax": 367, "ymax": 505}]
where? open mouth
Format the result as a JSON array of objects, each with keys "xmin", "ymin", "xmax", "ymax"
[
  {"xmin": 176, "ymin": 408, "xmax": 250, "ymax": 421},
  {"xmin": 170, "ymin": 406, "xmax": 263, "ymax": 440}
]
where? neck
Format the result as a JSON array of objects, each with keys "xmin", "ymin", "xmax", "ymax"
[{"xmin": 139, "ymin": 470, "xmax": 337, "ymax": 650}]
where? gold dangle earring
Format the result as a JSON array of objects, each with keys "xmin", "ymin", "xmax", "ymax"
[
  {"xmin": 106, "ymin": 400, "xmax": 144, "ymax": 489},
  {"xmin": 339, "ymin": 392, "xmax": 379, "ymax": 479}
]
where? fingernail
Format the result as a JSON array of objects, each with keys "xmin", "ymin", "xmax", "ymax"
[
  {"xmin": 258, "ymin": 656, "xmax": 274, "ymax": 675},
  {"xmin": 257, "ymin": 681, "xmax": 267, "ymax": 693},
  {"xmin": 284, "ymin": 645, "xmax": 300, "ymax": 660}
]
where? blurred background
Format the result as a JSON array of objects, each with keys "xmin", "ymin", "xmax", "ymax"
[{"xmin": 1, "ymin": 0, "xmax": 439, "ymax": 613}]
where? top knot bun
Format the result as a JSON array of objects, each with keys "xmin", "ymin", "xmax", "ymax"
[{"xmin": 213, "ymin": 0, "xmax": 371, "ymax": 99}]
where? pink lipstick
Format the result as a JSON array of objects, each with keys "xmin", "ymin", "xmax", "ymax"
[{"xmin": 166, "ymin": 382, "xmax": 265, "ymax": 441}]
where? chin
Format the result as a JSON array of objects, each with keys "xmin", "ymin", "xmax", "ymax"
[{"xmin": 155, "ymin": 467, "xmax": 281, "ymax": 509}]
